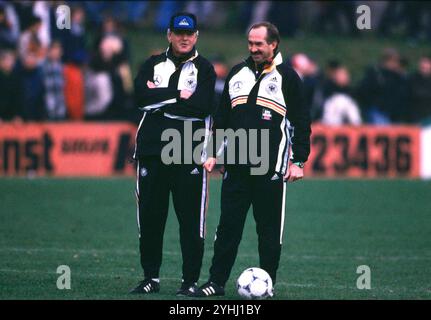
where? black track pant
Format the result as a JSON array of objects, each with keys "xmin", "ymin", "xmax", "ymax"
[
  {"xmin": 135, "ymin": 156, "xmax": 208, "ymax": 283},
  {"xmin": 209, "ymin": 166, "xmax": 286, "ymax": 286}
]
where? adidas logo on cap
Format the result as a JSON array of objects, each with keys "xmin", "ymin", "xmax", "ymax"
[{"xmin": 179, "ymin": 18, "xmax": 190, "ymax": 26}]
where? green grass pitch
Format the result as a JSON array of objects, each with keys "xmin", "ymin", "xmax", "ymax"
[{"xmin": 0, "ymin": 177, "xmax": 430, "ymax": 300}]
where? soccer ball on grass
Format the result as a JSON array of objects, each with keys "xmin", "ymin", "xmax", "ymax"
[{"xmin": 236, "ymin": 267, "xmax": 274, "ymax": 299}]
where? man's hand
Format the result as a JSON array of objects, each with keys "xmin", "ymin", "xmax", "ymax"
[
  {"xmin": 203, "ymin": 157, "xmax": 217, "ymax": 172},
  {"xmin": 180, "ymin": 90, "xmax": 193, "ymax": 100},
  {"xmin": 147, "ymin": 80, "xmax": 156, "ymax": 89},
  {"xmin": 283, "ymin": 162, "xmax": 304, "ymax": 182}
]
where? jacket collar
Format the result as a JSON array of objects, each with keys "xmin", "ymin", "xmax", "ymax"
[
  {"xmin": 246, "ymin": 51, "xmax": 283, "ymax": 75},
  {"xmin": 166, "ymin": 45, "xmax": 198, "ymax": 67}
]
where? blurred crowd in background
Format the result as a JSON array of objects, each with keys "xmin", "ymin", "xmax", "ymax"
[{"xmin": 0, "ymin": 0, "xmax": 431, "ymax": 126}]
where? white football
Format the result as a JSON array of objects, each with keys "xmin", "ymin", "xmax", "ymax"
[{"xmin": 236, "ymin": 267, "xmax": 274, "ymax": 299}]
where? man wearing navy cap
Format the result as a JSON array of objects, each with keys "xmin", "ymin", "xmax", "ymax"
[{"xmin": 130, "ymin": 13, "xmax": 216, "ymax": 296}]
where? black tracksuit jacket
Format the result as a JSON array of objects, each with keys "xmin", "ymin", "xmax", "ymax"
[
  {"xmin": 210, "ymin": 52, "xmax": 311, "ymax": 175},
  {"xmin": 133, "ymin": 47, "xmax": 216, "ymax": 162}
]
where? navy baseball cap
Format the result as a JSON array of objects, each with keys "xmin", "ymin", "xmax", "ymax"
[{"xmin": 169, "ymin": 12, "xmax": 197, "ymax": 33}]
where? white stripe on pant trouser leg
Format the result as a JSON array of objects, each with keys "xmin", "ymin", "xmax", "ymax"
[
  {"xmin": 199, "ymin": 169, "xmax": 208, "ymax": 238},
  {"xmin": 199, "ymin": 116, "xmax": 211, "ymax": 238},
  {"xmin": 133, "ymin": 112, "xmax": 147, "ymax": 159},
  {"xmin": 280, "ymin": 181, "xmax": 286, "ymax": 244},
  {"xmin": 136, "ymin": 163, "xmax": 141, "ymax": 237},
  {"xmin": 279, "ymin": 137, "xmax": 292, "ymax": 244},
  {"xmin": 201, "ymin": 116, "xmax": 212, "ymax": 163},
  {"xmin": 275, "ymin": 118, "xmax": 287, "ymax": 173}
]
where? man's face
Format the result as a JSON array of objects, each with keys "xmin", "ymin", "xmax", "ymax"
[
  {"xmin": 48, "ymin": 44, "xmax": 63, "ymax": 61},
  {"xmin": 333, "ymin": 67, "xmax": 350, "ymax": 87},
  {"xmin": 419, "ymin": 57, "xmax": 431, "ymax": 76},
  {"xmin": 0, "ymin": 52, "xmax": 16, "ymax": 73},
  {"xmin": 248, "ymin": 26, "xmax": 276, "ymax": 64},
  {"xmin": 168, "ymin": 30, "xmax": 198, "ymax": 56}
]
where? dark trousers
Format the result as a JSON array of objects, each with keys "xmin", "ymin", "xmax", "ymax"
[
  {"xmin": 209, "ymin": 166, "xmax": 286, "ymax": 286},
  {"xmin": 136, "ymin": 156, "xmax": 208, "ymax": 283}
]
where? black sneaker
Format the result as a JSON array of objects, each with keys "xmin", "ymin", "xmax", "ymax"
[
  {"xmin": 191, "ymin": 281, "xmax": 225, "ymax": 297},
  {"xmin": 176, "ymin": 281, "xmax": 199, "ymax": 297},
  {"xmin": 129, "ymin": 279, "xmax": 160, "ymax": 294}
]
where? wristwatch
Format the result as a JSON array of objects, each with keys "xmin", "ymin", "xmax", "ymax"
[{"xmin": 292, "ymin": 161, "xmax": 304, "ymax": 168}]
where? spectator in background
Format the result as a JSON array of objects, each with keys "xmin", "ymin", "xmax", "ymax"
[
  {"xmin": 377, "ymin": 1, "xmax": 404, "ymax": 38},
  {"xmin": 308, "ymin": 59, "xmax": 335, "ymax": 121},
  {"xmin": 92, "ymin": 16, "xmax": 136, "ymax": 121},
  {"xmin": 17, "ymin": 52, "xmax": 45, "ymax": 121},
  {"xmin": 313, "ymin": 0, "xmax": 358, "ymax": 36},
  {"xmin": 409, "ymin": 55, "xmax": 431, "ymax": 124},
  {"xmin": 32, "ymin": 0, "xmax": 52, "ymax": 49},
  {"xmin": 312, "ymin": 60, "xmax": 361, "ymax": 125},
  {"xmin": 42, "ymin": 40, "xmax": 66, "ymax": 120},
  {"xmin": 0, "ymin": 49, "xmax": 23, "ymax": 121},
  {"xmin": 290, "ymin": 53, "xmax": 321, "ymax": 121},
  {"xmin": 49, "ymin": 0, "xmax": 65, "ymax": 41},
  {"xmin": 378, "ymin": 1, "xmax": 431, "ymax": 42},
  {"xmin": 320, "ymin": 62, "xmax": 362, "ymax": 125},
  {"xmin": 210, "ymin": 55, "xmax": 228, "ymax": 108},
  {"xmin": 85, "ymin": 40, "xmax": 114, "ymax": 121},
  {"xmin": 290, "ymin": 53, "xmax": 319, "ymax": 79},
  {"xmin": 84, "ymin": 61, "xmax": 113, "ymax": 121},
  {"xmin": 87, "ymin": 32, "xmax": 133, "ymax": 121},
  {"xmin": 18, "ymin": 15, "xmax": 46, "ymax": 66},
  {"xmin": 59, "ymin": 5, "xmax": 87, "ymax": 64},
  {"xmin": 93, "ymin": 15, "xmax": 131, "ymax": 65},
  {"xmin": 64, "ymin": 53, "xmax": 85, "ymax": 121},
  {"xmin": 357, "ymin": 48, "xmax": 409, "ymax": 124},
  {"xmin": 85, "ymin": 65, "xmax": 113, "ymax": 120},
  {"xmin": 60, "ymin": 5, "xmax": 87, "ymax": 121},
  {"xmin": 12, "ymin": 0, "xmax": 34, "ymax": 32},
  {"xmin": 0, "ymin": 3, "xmax": 19, "ymax": 49}
]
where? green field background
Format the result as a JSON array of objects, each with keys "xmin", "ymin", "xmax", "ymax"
[{"xmin": 1, "ymin": 177, "xmax": 430, "ymax": 300}]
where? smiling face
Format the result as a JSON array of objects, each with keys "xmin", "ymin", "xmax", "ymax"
[
  {"xmin": 248, "ymin": 26, "xmax": 276, "ymax": 64},
  {"xmin": 168, "ymin": 30, "xmax": 198, "ymax": 57}
]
